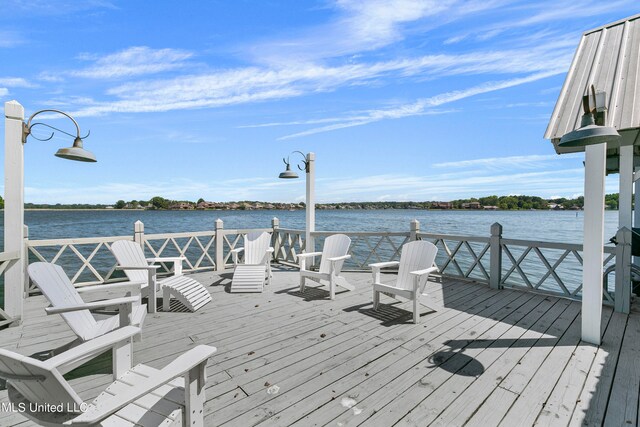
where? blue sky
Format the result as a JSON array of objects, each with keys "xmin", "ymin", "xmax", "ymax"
[{"xmin": 0, "ymin": 1, "xmax": 637, "ymax": 204}]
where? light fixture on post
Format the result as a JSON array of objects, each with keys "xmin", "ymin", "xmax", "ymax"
[
  {"xmin": 23, "ymin": 109, "xmax": 96, "ymax": 162},
  {"xmin": 558, "ymin": 86, "xmax": 620, "ymax": 345},
  {"xmin": 559, "ymin": 86, "xmax": 620, "ymax": 148},
  {"xmin": 3, "ymin": 101, "xmax": 97, "ymax": 324},
  {"xmin": 278, "ymin": 151, "xmax": 316, "ymax": 254}
]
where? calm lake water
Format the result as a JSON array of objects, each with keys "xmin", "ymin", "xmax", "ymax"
[{"xmin": 5, "ymin": 208, "xmax": 620, "ymax": 243}]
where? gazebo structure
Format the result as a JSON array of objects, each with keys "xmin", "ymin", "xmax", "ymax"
[{"xmin": 545, "ymin": 14, "xmax": 640, "ymax": 344}]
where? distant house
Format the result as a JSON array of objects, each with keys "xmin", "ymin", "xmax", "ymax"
[
  {"xmin": 197, "ymin": 201, "xmax": 219, "ymax": 210},
  {"xmin": 483, "ymin": 205, "xmax": 498, "ymax": 210},
  {"xmin": 462, "ymin": 202, "xmax": 481, "ymax": 209},
  {"xmin": 169, "ymin": 202, "xmax": 195, "ymax": 210},
  {"xmin": 431, "ymin": 202, "xmax": 452, "ymax": 209},
  {"xmin": 548, "ymin": 203, "xmax": 564, "ymax": 210}
]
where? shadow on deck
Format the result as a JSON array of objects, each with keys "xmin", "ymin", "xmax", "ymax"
[{"xmin": 0, "ymin": 268, "xmax": 637, "ymax": 426}]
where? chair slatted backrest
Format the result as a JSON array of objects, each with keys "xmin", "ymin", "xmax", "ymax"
[
  {"xmin": 318, "ymin": 234, "xmax": 351, "ymax": 275},
  {"xmin": 396, "ymin": 241, "xmax": 438, "ymax": 292},
  {"xmin": 28, "ymin": 262, "xmax": 98, "ymax": 341},
  {"xmin": 244, "ymin": 231, "xmax": 272, "ymax": 265},
  {"xmin": 111, "ymin": 240, "xmax": 150, "ymax": 285},
  {"xmin": 0, "ymin": 349, "xmax": 83, "ymax": 409}
]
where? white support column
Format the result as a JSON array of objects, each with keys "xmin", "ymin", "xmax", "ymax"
[
  {"xmin": 305, "ymin": 152, "xmax": 316, "ymax": 254},
  {"xmin": 634, "ymin": 164, "xmax": 640, "ymax": 269},
  {"xmin": 582, "ymin": 143, "xmax": 607, "ymax": 345},
  {"xmin": 4, "ymin": 101, "xmax": 25, "ymax": 322},
  {"xmin": 619, "ymin": 145, "xmax": 634, "ymax": 229},
  {"xmin": 617, "ymin": 145, "xmax": 634, "ymax": 312}
]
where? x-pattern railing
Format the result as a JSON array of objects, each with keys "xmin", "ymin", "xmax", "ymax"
[
  {"xmin": 0, "ymin": 250, "xmax": 21, "ymax": 328},
  {"xmin": 500, "ymin": 238, "xmax": 616, "ymax": 301},
  {"xmin": 419, "ymin": 233, "xmax": 491, "ymax": 282},
  {"xmin": 27, "ymin": 236, "xmax": 131, "ymax": 289},
  {"xmin": 144, "ymin": 231, "xmax": 216, "ymax": 273},
  {"xmin": 274, "ymin": 228, "xmax": 306, "ymax": 265}
]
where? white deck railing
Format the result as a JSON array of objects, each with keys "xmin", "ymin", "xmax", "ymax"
[
  {"xmin": 20, "ymin": 217, "xmax": 628, "ymax": 312},
  {"xmin": 0, "ymin": 250, "xmax": 22, "ymax": 327}
]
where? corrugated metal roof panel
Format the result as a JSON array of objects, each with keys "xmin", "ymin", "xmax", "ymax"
[{"xmin": 545, "ymin": 14, "xmax": 640, "ymax": 154}]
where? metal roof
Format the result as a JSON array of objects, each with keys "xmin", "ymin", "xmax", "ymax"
[{"xmin": 545, "ymin": 13, "xmax": 640, "ymax": 159}]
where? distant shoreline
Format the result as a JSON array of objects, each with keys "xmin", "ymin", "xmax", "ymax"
[{"xmin": 11, "ymin": 207, "xmax": 601, "ymax": 212}]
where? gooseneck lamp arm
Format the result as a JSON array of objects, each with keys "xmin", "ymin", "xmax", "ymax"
[
  {"xmin": 21, "ymin": 109, "xmax": 96, "ymax": 162},
  {"xmin": 279, "ymin": 151, "xmax": 309, "ymax": 179}
]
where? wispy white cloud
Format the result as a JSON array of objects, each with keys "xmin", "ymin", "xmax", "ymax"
[
  {"xmin": 0, "ymin": 77, "xmax": 36, "ymax": 88},
  {"xmin": 73, "ymin": 46, "xmax": 194, "ymax": 79},
  {"xmin": 433, "ymin": 153, "xmax": 582, "ymax": 169},
  {"xmin": 0, "ymin": 30, "xmax": 26, "ymax": 48},
  {"xmin": 3, "ymin": 0, "xmax": 117, "ymax": 15},
  {"xmin": 278, "ymin": 70, "xmax": 562, "ymax": 139},
  {"xmin": 248, "ymin": 0, "xmax": 509, "ymax": 64},
  {"xmin": 69, "ymin": 40, "xmax": 571, "ymax": 118},
  {"xmin": 0, "ymin": 88, "xmax": 9, "ymax": 97}
]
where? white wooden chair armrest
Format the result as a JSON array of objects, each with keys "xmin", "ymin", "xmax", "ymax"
[
  {"xmin": 147, "ymin": 257, "xmax": 185, "ymax": 275},
  {"xmin": 297, "ymin": 251, "xmax": 323, "ymax": 271},
  {"xmin": 44, "ymin": 326, "xmax": 141, "ymax": 370},
  {"xmin": 70, "ymin": 345, "xmax": 217, "ymax": 425},
  {"xmin": 328, "ymin": 254, "xmax": 351, "ymax": 262},
  {"xmin": 45, "ymin": 296, "xmax": 140, "ymax": 315},
  {"xmin": 409, "ymin": 266, "xmax": 439, "ymax": 276},
  {"xmin": 266, "ymin": 247, "xmax": 274, "ymax": 253},
  {"xmin": 231, "ymin": 247, "xmax": 244, "ymax": 265},
  {"xmin": 369, "ymin": 261, "xmax": 400, "ymax": 270},
  {"xmin": 296, "ymin": 252, "xmax": 323, "ymax": 260},
  {"xmin": 76, "ymin": 281, "xmax": 145, "ymax": 294},
  {"xmin": 146, "ymin": 256, "xmax": 186, "ymax": 263},
  {"xmin": 370, "ymin": 261, "xmax": 400, "ymax": 283},
  {"xmin": 115, "ymin": 265, "xmax": 160, "ymax": 271}
]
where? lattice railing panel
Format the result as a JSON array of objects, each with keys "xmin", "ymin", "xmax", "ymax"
[
  {"xmin": 27, "ymin": 239, "xmax": 127, "ymax": 289},
  {"xmin": 144, "ymin": 232, "xmax": 216, "ymax": 273},
  {"xmin": 419, "ymin": 235, "xmax": 491, "ymax": 282},
  {"xmin": 500, "ymin": 240, "xmax": 616, "ymax": 302},
  {"xmin": 274, "ymin": 229, "xmax": 306, "ymax": 265},
  {"xmin": 0, "ymin": 250, "xmax": 22, "ymax": 327}
]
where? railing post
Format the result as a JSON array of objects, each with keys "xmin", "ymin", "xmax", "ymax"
[
  {"xmin": 133, "ymin": 220, "xmax": 145, "ymax": 248},
  {"xmin": 215, "ymin": 219, "xmax": 224, "ymax": 271},
  {"xmin": 490, "ymin": 222, "xmax": 503, "ymax": 289},
  {"xmin": 614, "ymin": 227, "xmax": 632, "ymax": 313},
  {"xmin": 410, "ymin": 219, "xmax": 420, "ymax": 241},
  {"xmin": 272, "ymin": 217, "xmax": 280, "ymax": 262}
]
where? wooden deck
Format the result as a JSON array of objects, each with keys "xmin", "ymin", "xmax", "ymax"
[{"xmin": 0, "ymin": 268, "xmax": 638, "ymax": 426}]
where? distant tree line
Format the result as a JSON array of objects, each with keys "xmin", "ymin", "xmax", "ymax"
[{"xmin": 9, "ymin": 193, "xmax": 623, "ymax": 210}]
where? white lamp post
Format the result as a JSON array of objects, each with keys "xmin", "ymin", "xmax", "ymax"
[
  {"xmin": 278, "ymin": 151, "xmax": 316, "ymax": 253},
  {"xmin": 3, "ymin": 100, "xmax": 96, "ymax": 324},
  {"xmin": 558, "ymin": 87, "xmax": 620, "ymax": 345}
]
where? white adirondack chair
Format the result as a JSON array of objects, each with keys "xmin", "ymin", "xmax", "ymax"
[
  {"xmin": 111, "ymin": 240, "xmax": 212, "ymax": 313},
  {"xmin": 298, "ymin": 234, "xmax": 353, "ymax": 300},
  {"xmin": 230, "ymin": 231, "xmax": 274, "ymax": 292},
  {"xmin": 370, "ymin": 240, "xmax": 439, "ymax": 324},
  {"xmin": 27, "ymin": 262, "xmax": 147, "ymax": 343},
  {"xmin": 0, "ymin": 325, "xmax": 216, "ymax": 426}
]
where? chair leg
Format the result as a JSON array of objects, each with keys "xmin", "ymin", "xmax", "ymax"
[
  {"xmin": 413, "ymin": 295, "xmax": 419, "ymax": 324},
  {"xmin": 163, "ymin": 287, "xmax": 171, "ymax": 312},
  {"xmin": 373, "ymin": 289, "xmax": 380, "ymax": 310},
  {"xmin": 300, "ymin": 275, "xmax": 305, "ymax": 293}
]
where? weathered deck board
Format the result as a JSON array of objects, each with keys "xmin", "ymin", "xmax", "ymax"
[{"xmin": 1, "ymin": 268, "xmax": 640, "ymax": 426}]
